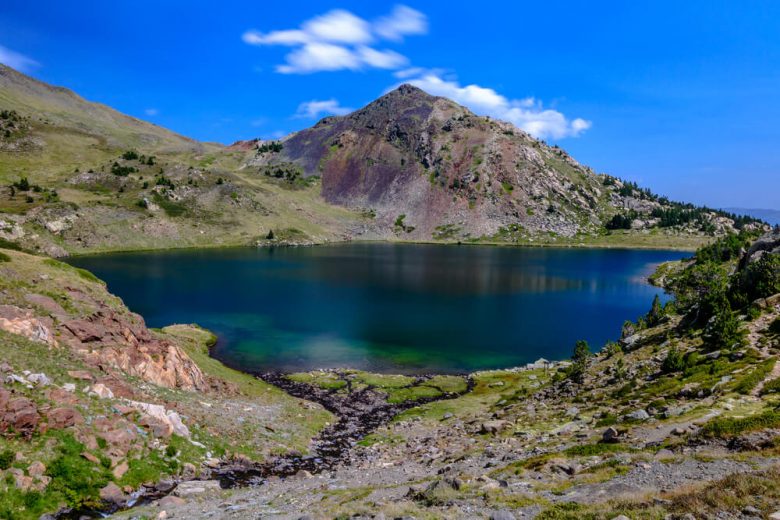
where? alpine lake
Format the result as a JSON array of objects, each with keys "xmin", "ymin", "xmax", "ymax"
[{"xmin": 69, "ymin": 243, "xmax": 688, "ymax": 374}]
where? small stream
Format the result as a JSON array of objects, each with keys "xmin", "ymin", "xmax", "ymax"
[{"xmin": 53, "ymin": 372, "xmax": 473, "ymax": 519}]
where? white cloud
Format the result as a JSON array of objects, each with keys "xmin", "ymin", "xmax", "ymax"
[
  {"xmin": 295, "ymin": 99, "xmax": 353, "ymax": 119},
  {"xmin": 0, "ymin": 45, "xmax": 39, "ymax": 73},
  {"xmin": 243, "ymin": 5, "xmax": 427, "ymax": 74},
  {"xmin": 277, "ymin": 43, "xmax": 361, "ymax": 74},
  {"xmin": 374, "ymin": 5, "xmax": 428, "ymax": 41},
  {"xmin": 144, "ymin": 108, "xmax": 159, "ymax": 116},
  {"xmin": 402, "ymin": 73, "xmax": 591, "ymax": 139},
  {"xmin": 303, "ymin": 9, "xmax": 372, "ymax": 45},
  {"xmin": 356, "ymin": 46, "xmax": 408, "ymax": 69}
]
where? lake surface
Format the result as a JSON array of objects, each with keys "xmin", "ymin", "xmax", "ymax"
[{"xmin": 69, "ymin": 244, "xmax": 687, "ymax": 374}]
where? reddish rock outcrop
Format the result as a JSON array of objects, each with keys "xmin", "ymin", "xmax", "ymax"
[
  {"xmin": 61, "ymin": 309, "xmax": 207, "ymax": 391},
  {"xmin": 0, "ymin": 389, "xmax": 41, "ymax": 438}
]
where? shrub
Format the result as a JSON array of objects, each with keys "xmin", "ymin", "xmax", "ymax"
[
  {"xmin": 661, "ymin": 347, "xmax": 686, "ymax": 374},
  {"xmin": 730, "ymin": 254, "xmax": 780, "ymax": 308},
  {"xmin": 0, "ymin": 449, "xmax": 14, "ymax": 470},
  {"xmin": 121, "ymin": 150, "xmax": 139, "ymax": 161},
  {"xmin": 771, "ymin": 317, "xmax": 780, "ymax": 335},
  {"xmin": 0, "ymin": 251, "xmax": 10, "ymax": 263},
  {"xmin": 266, "ymin": 229, "xmax": 274, "ymax": 240},
  {"xmin": 703, "ymin": 300, "xmax": 743, "ymax": 351},
  {"xmin": 46, "ymin": 433, "xmax": 110, "ymax": 508}
]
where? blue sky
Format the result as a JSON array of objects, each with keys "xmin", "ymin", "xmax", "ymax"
[{"xmin": 1, "ymin": 1, "xmax": 779, "ymax": 209}]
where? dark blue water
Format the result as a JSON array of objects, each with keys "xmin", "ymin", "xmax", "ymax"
[{"xmin": 69, "ymin": 244, "xmax": 687, "ymax": 373}]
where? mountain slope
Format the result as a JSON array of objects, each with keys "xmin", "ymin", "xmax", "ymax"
[
  {"xmin": 0, "ymin": 64, "xmax": 204, "ymax": 153},
  {"xmin": 0, "ymin": 66, "xmax": 765, "ymax": 255},
  {"xmin": 250, "ymin": 84, "xmax": 764, "ymax": 243},
  {"xmin": 0, "ymin": 65, "xmax": 364, "ymax": 256}
]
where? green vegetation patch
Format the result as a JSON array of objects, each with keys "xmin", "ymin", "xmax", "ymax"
[
  {"xmin": 701, "ymin": 410, "xmax": 780, "ymax": 438},
  {"xmin": 732, "ymin": 358, "xmax": 776, "ymax": 394}
]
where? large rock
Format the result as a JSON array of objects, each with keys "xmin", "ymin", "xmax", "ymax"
[
  {"xmin": 0, "ymin": 395, "xmax": 40, "ymax": 437},
  {"xmin": 602, "ymin": 426, "xmax": 621, "ymax": 443},
  {"xmin": 129, "ymin": 401, "xmax": 190, "ymax": 438},
  {"xmin": 46, "ymin": 407, "xmax": 84, "ymax": 429},
  {"xmin": 99, "ymin": 482, "xmax": 126, "ymax": 505},
  {"xmin": 173, "ymin": 480, "xmax": 221, "ymax": 497},
  {"xmin": 480, "ymin": 420, "xmax": 511, "ymax": 434},
  {"xmin": 0, "ymin": 305, "xmax": 57, "ymax": 347}
]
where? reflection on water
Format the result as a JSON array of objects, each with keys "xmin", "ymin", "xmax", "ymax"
[{"xmin": 69, "ymin": 243, "xmax": 687, "ymax": 373}]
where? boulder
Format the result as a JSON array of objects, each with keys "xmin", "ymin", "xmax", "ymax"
[
  {"xmin": 89, "ymin": 383, "xmax": 114, "ymax": 399},
  {"xmin": 603, "ymin": 426, "xmax": 621, "ymax": 443},
  {"xmin": 27, "ymin": 461, "xmax": 46, "ymax": 477},
  {"xmin": 625, "ymin": 409, "xmax": 650, "ymax": 421},
  {"xmin": 67, "ymin": 370, "xmax": 94, "ymax": 381},
  {"xmin": 480, "ymin": 420, "xmax": 511, "ymax": 435},
  {"xmin": 159, "ymin": 496, "xmax": 186, "ymax": 508},
  {"xmin": 173, "ymin": 480, "xmax": 221, "ymax": 497},
  {"xmin": 46, "ymin": 407, "xmax": 84, "ymax": 429},
  {"xmin": 0, "ymin": 305, "xmax": 57, "ymax": 346},
  {"xmin": 490, "ymin": 512, "xmax": 516, "ymax": 520},
  {"xmin": 99, "ymin": 482, "xmax": 126, "ymax": 505},
  {"xmin": 1, "ymin": 397, "xmax": 40, "ymax": 437}
]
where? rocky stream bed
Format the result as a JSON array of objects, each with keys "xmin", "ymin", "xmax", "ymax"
[{"xmin": 52, "ymin": 371, "xmax": 474, "ymax": 519}]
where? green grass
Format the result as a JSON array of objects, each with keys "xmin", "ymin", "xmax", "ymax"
[
  {"xmin": 733, "ymin": 358, "xmax": 776, "ymax": 394},
  {"xmin": 701, "ymin": 410, "xmax": 780, "ymax": 438},
  {"xmin": 761, "ymin": 376, "xmax": 780, "ymax": 395},
  {"xmin": 563, "ymin": 442, "xmax": 628, "ymax": 457}
]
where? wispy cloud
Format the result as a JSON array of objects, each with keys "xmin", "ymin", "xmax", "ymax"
[
  {"xmin": 399, "ymin": 73, "xmax": 592, "ymax": 139},
  {"xmin": 144, "ymin": 108, "xmax": 159, "ymax": 116},
  {"xmin": 0, "ymin": 45, "xmax": 39, "ymax": 73},
  {"xmin": 242, "ymin": 5, "xmax": 426, "ymax": 74},
  {"xmin": 295, "ymin": 99, "xmax": 353, "ymax": 119}
]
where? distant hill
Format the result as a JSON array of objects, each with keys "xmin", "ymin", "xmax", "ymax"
[{"xmin": 723, "ymin": 208, "xmax": 780, "ymax": 226}]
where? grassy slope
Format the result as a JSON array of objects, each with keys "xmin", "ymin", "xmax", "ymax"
[{"xmin": 0, "ymin": 249, "xmax": 333, "ymax": 519}]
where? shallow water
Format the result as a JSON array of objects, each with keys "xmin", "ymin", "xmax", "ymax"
[{"xmin": 69, "ymin": 243, "xmax": 687, "ymax": 373}]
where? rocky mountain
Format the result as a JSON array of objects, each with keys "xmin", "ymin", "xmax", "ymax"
[
  {"xmin": 249, "ymin": 84, "xmax": 763, "ymax": 242},
  {"xmin": 0, "ymin": 65, "xmax": 766, "ymax": 257}
]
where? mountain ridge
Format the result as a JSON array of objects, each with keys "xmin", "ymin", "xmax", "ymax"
[{"xmin": 0, "ymin": 64, "xmax": 767, "ymax": 255}]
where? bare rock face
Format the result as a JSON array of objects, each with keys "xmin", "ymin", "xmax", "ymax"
[
  {"xmin": 61, "ymin": 309, "xmax": 207, "ymax": 391},
  {"xmin": 249, "ymin": 84, "xmax": 611, "ymax": 240},
  {"xmin": 740, "ymin": 229, "xmax": 780, "ymax": 267},
  {"xmin": 0, "ymin": 305, "xmax": 57, "ymax": 347}
]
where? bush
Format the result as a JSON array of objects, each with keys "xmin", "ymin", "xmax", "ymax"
[
  {"xmin": 730, "ymin": 254, "xmax": 780, "ymax": 308},
  {"xmin": 703, "ymin": 300, "xmax": 743, "ymax": 351},
  {"xmin": 0, "ymin": 251, "xmax": 10, "ymax": 263},
  {"xmin": 46, "ymin": 433, "xmax": 110, "ymax": 508},
  {"xmin": 661, "ymin": 347, "xmax": 686, "ymax": 374},
  {"xmin": 0, "ymin": 449, "xmax": 14, "ymax": 470},
  {"xmin": 771, "ymin": 317, "xmax": 780, "ymax": 335}
]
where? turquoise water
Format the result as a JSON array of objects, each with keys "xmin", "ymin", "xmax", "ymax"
[{"xmin": 69, "ymin": 244, "xmax": 687, "ymax": 373}]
